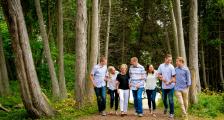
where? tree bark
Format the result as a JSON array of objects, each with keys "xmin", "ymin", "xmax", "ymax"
[
  {"xmin": 34, "ymin": 0, "xmax": 60, "ymax": 100},
  {"xmin": 189, "ymin": 0, "xmax": 200, "ymax": 104},
  {"xmin": 75, "ymin": 0, "xmax": 87, "ymax": 108},
  {"xmin": 0, "ymin": 31, "xmax": 10, "ymax": 96},
  {"xmin": 219, "ymin": 19, "xmax": 224, "ymax": 90},
  {"xmin": 173, "ymin": 0, "xmax": 187, "ymax": 62},
  {"xmin": 170, "ymin": 0, "xmax": 179, "ymax": 57},
  {"xmin": 201, "ymin": 41, "xmax": 208, "ymax": 89},
  {"xmin": 104, "ymin": 0, "xmax": 111, "ymax": 60},
  {"xmin": 57, "ymin": 0, "xmax": 67, "ymax": 99},
  {"xmin": 87, "ymin": 0, "xmax": 99, "ymax": 100},
  {"xmin": 164, "ymin": 28, "xmax": 172, "ymax": 54},
  {"xmin": 2, "ymin": 0, "xmax": 55, "ymax": 118}
]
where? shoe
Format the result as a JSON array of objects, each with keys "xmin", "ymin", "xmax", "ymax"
[
  {"xmin": 169, "ymin": 114, "xmax": 174, "ymax": 118},
  {"xmin": 121, "ymin": 111, "xmax": 125, "ymax": 116},
  {"xmin": 164, "ymin": 109, "xmax": 167, "ymax": 114},
  {"xmin": 115, "ymin": 111, "xmax": 118, "ymax": 115},
  {"xmin": 138, "ymin": 114, "xmax": 143, "ymax": 117},
  {"xmin": 152, "ymin": 113, "xmax": 156, "ymax": 117},
  {"xmin": 149, "ymin": 109, "xmax": 152, "ymax": 114},
  {"xmin": 101, "ymin": 111, "xmax": 106, "ymax": 116},
  {"xmin": 134, "ymin": 112, "xmax": 138, "ymax": 116}
]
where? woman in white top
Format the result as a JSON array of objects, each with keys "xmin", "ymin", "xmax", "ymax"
[
  {"xmin": 106, "ymin": 66, "xmax": 119, "ymax": 114},
  {"xmin": 145, "ymin": 64, "xmax": 158, "ymax": 116}
]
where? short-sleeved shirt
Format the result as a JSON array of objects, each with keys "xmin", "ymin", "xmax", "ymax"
[
  {"xmin": 116, "ymin": 73, "xmax": 130, "ymax": 90},
  {"xmin": 129, "ymin": 64, "xmax": 147, "ymax": 90},
  {"xmin": 145, "ymin": 70, "xmax": 158, "ymax": 90},
  {"xmin": 91, "ymin": 64, "xmax": 107, "ymax": 88},
  {"xmin": 175, "ymin": 66, "xmax": 191, "ymax": 91},
  {"xmin": 106, "ymin": 71, "xmax": 119, "ymax": 90},
  {"xmin": 157, "ymin": 63, "xmax": 176, "ymax": 89}
]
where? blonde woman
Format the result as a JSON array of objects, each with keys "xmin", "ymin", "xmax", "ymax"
[
  {"xmin": 116, "ymin": 64, "xmax": 130, "ymax": 116},
  {"xmin": 106, "ymin": 66, "xmax": 119, "ymax": 114}
]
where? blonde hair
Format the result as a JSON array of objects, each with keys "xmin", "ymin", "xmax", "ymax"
[
  {"xmin": 120, "ymin": 64, "xmax": 128, "ymax": 70},
  {"xmin": 107, "ymin": 66, "xmax": 115, "ymax": 78},
  {"xmin": 176, "ymin": 57, "xmax": 185, "ymax": 63}
]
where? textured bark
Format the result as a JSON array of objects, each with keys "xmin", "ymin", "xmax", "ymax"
[
  {"xmin": 87, "ymin": 0, "xmax": 99, "ymax": 100},
  {"xmin": 75, "ymin": 0, "xmax": 87, "ymax": 108},
  {"xmin": 0, "ymin": 32, "xmax": 10, "ymax": 96},
  {"xmin": 104, "ymin": 0, "xmax": 111, "ymax": 60},
  {"xmin": 164, "ymin": 28, "xmax": 172, "ymax": 54},
  {"xmin": 2, "ymin": 0, "xmax": 55, "ymax": 117},
  {"xmin": 219, "ymin": 20, "xmax": 224, "ymax": 90},
  {"xmin": 34, "ymin": 0, "xmax": 60, "ymax": 100},
  {"xmin": 57, "ymin": 0, "xmax": 67, "ymax": 99},
  {"xmin": 173, "ymin": 0, "xmax": 187, "ymax": 62},
  {"xmin": 189, "ymin": 0, "xmax": 200, "ymax": 104},
  {"xmin": 170, "ymin": 0, "xmax": 179, "ymax": 57},
  {"xmin": 201, "ymin": 42, "xmax": 208, "ymax": 89}
]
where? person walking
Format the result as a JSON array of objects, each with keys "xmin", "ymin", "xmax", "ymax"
[
  {"xmin": 90, "ymin": 57, "xmax": 107, "ymax": 116},
  {"xmin": 175, "ymin": 57, "xmax": 191, "ymax": 120},
  {"xmin": 145, "ymin": 64, "xmax": 158, "ymax": 117},
  {"xmin": 157, "ymin": 54, "xmax": 176, "ymax": 118},
  {"xmin": 129, "ymin": 57, "xmax": 146, "ymax": 117}
]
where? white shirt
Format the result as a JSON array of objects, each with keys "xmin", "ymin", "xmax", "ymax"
[
  {"xmin": 145, "ymin": 70, "xmax": 158, "ymax": 90},
  {"xmin": 106, "ymin": 71, "xmax": 119, "ymax": 90}
]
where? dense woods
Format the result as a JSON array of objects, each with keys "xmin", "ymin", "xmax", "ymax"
[{"xmin": 0, "ymin": 0, "xmax": 223, "ymax": 119}]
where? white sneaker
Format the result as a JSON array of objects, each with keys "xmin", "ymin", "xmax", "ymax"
[
  {"xmin": 169, "ymin": 114, "xmax": 174, "ymax": 118},
  {"xmin": 101, "ymin": 111, "xmax": 107, "ymax": 116},
  {"xmin": 138, "ymin": 114, "xmax": 143, "ymax": 117}
]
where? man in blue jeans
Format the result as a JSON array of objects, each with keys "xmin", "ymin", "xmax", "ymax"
[
  {"xmin": 129, "ymin": 57, "xmax": 146, "ymax": 117},
  {"xmin": 90, "ymin": 57, "xmax": 107, "ymax": 116},
  {"xmin": 158, "ymin": 54, "xmax": 176, "ymax": 118}
]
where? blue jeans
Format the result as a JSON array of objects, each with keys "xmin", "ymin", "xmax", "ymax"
[
  {"xmin": 109, "ymin": 89, "xmax": 119, "ymax": 110},
  {"xmin": 94, "ymin": 86, "xmax": 106, "ymax": 112},
  {"xmin": 146, "ymin": 89, "xmax": 156, "ymax": 110},
  {"xmin": 162, "ymin": 88, "xmax": 174, "ymax": 114},
  {"xmin": 132, "ymin": 88, "xmax": 144, "ymax": 114}
]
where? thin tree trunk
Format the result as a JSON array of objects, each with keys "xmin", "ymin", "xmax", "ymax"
[
  {"xmin": 87, "ymin": 0, "xmax": 99, "ymax": 100},
  {"xmin": 189, "ymin": 0, "xmax": 200, "ymax": 104},
  {"xmin": 75, "ymin": 0, "xmax": 87, "ymax": 108},
  {"xmin": 201, "ymin": 41, "xmax": 208, "ymax": 89},
  {"xmin": 173, "ymin": 0, "xmax": 187, "ymax": 62},
  {"xmin": 164, "ymin": 28, "xmax": 172, "ymax": 54},
  {"xmin": 0, "ymin": 31, "xmax": 10, "ymax": 96},
  {"xmin": 34, "ymin": 0, "xmax": 60, "ymax": 100},
  {"xmin": 219, "ymin": 19, "xmax": 224, "ymax": 90},
  {"xmin": 104, "ymin": 0, "xmax": 111, "ymax": 60},
  {"xmin": 121, "ymin": 25, "xmax": 125, "ymax": 63},
  {"xmin": 2, "ymin": 0, "xmax": 55, "ymax": 117},
  {"xmin": 57, "ymin": 0, "xmax": 67, "ymax": 99},
  {"xmin": 170, "ymin": 0, "xmax": 179, "ymax": 57}
]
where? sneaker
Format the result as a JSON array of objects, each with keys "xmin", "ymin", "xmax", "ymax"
[
  {"xmin": 134, "ymin": 112, "xmax": 138, "ymax": 116},
  {"xmin": 169, "ymin": 114, "xmax": 174, "ymax": 118},
  {"xmin": 101, "ymin": 111, "xmax": 106, "ymax": 116},
  {"xmin": 138, "ymin": 114, "xmax": 143, "ymax": 117},
  {"xmin": 115, "ymin": 111, "xmax": 118, "ymax": 115},
  {"xmin": 164, "ymin": 109, "xmax": 167, "ymax": 114}
]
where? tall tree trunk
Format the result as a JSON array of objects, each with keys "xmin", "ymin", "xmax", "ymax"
[
  {"xmin": 2, "ymin": 0, "xmax": 55, "ymax": 118},
  {"xmin": 164, "ymin": 27, "xmax": 172, "ymax": 54},
  {"xmin": 173, "ymin": 0, "xmax": 187, "ymax": 62},
  {"xmin": 170, "ymin": 0, "xmax": 179, "ymax": 57},
  {"xmin": 57, "ymin": 0, "xmax": 67, "ymax": 99},
  {"xmin": 87, "ymin": 0, "xmax": 99, "ymax": 100},
  {"xmin": 201, "ymin": 41, "xmax": 208, "ymax": 89},
  {"xmin": 34, "ymin": 0, "xmax": 60, "ymax": 100},
  {"xmin": 219, "ymin": 19, "xmax": 224, "ymax": 90},
  {"xmin": 104, "ymin": 0, "xmax": 111, "ymax": 60},
  {"xmin": 189, "ymin": 0, "xmax": 200, "ymax": 104},
  {"xmin": 75, "ymin": 0, "xmax": 87, "ymax": 108},
  {"xmin": 0, "ymin": 31, "xmax": 10, "ymax": 96},
  {"xmin": 121, "ymin": 25, "xmax": 125, "ymax": 63}
]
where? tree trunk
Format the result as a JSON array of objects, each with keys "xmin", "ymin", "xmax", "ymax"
[
  {"xmin": 34, "ymin": 0, "xmax": 60, "ymax": 100},
  {"xmin": 164, "ymin": 28, "xmax": 172, "ymax": 54},
  {"xmin": 87, "ymin": 0, "xmax": 99, "ymax": 100},
  {"xmin": 170, "ymin": 0, "xmax": 179, "ymax": 57},
  {"xmin": 189, "ymin": 0, "xmax": 200, "ymax": 104},
  {"xmin": 121, "ymin": 25, "xmax": 125, "ymax": 63},
  {"xmin": 57, "ymin": 0, "xmax": 67, "ymax": 99},
  {"xmin": 75, "ymin": 0, "xmax": 87, "ymax": 107},
  {"xmin": 219, "ymin": 19, "xmax": 224, "ymax": 90},
  {"xmin": 201, "ymin": 41, "xmax": 208, "ymax": 89},
  {"xmin": 104, "ymin": 0, "xmax": 111, "ymax": 60},
  {"xmin": 173, "ymin": 0, "xmax": 187, "ymax": 62},
  {"xmin": 0, "ymin": 31, "xmax": 10, "ymax": 96},
  {"xmin": 2, "ymin": 0, "xmax": 55, "ymax": 118}
]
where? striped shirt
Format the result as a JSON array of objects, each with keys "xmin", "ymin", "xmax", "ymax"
[
  {"xmin": 175, "ymin": 66, "xmax": 191, "ymax": 91},
  {"xmin": 157, "ymin": 63, "xmax": 176, "ymax": 89},
  {"xmin": 91, "ymin": 64, "xmax": 107, "ymax": 88},
  {"xmin": 129, "ymin": 64, "xmax": 147, "ymax": 90}
]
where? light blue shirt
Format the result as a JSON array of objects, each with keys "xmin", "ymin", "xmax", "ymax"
[
  {"xmin": 175, "ymin": 66, "xmax": 191, "ymax": 91},
  {"xmin": 158, "ymin": 63, "xmax": 176, "ymax": 89},
  {"xmin": 106, "ymin": 71, "xmax": 119, "ymax": 90},
  {"xmin": 129, "ymin": 64, "xmax": 147, "ymax": 90},
  {"xmin": 91, "ymin": 64, "xmax": 107, "ymax": 88}
]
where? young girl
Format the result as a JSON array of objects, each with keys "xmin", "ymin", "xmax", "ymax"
[
  {"xmin": 106, "ymin": 66, "xmax": 119, "ymax": 114},
  {"xmin": 145, "ymin": 64, "xmax": 158, "ymax": 116},
  {"xmin": 116, "ymin": 64, "xmax": 130, "ymax": 116}
]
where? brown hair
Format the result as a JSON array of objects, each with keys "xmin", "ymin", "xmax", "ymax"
[
  {"xmin": 176, "ymin": 57, "xmax": 185, "ymax": 63},
  {"xmin": 146, "ymin": 64, "xmax": 154, "ymax": 74},
  {"xmin": 100, "ymin": 56, "xmax": 107, "ymax": 62},
  {"xmin": 165, "ymin": 54, "xmax": 172, "ymax": 58},
  {"xmin": 131, "ymin": 57, "xmax": 138, "ymax": 62}
]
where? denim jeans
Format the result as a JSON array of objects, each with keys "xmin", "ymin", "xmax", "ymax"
[
  {"xmin": 162, "ymin": 88, "xmax": 174, "ymax": 114},
  {"xmin": 109, "ymin": 89, "xmax": 119, "ymax": 111},
  {"xmin": 94, "ymin": 86, "xmax": 106, "ymax": 112},
  {"xmin": 146, "ymin": 89, "xmax": 156, "ymax": 110},
  {"xmin": 132, "ymin": 88, "xmax": 144, "ymax": 114}
]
